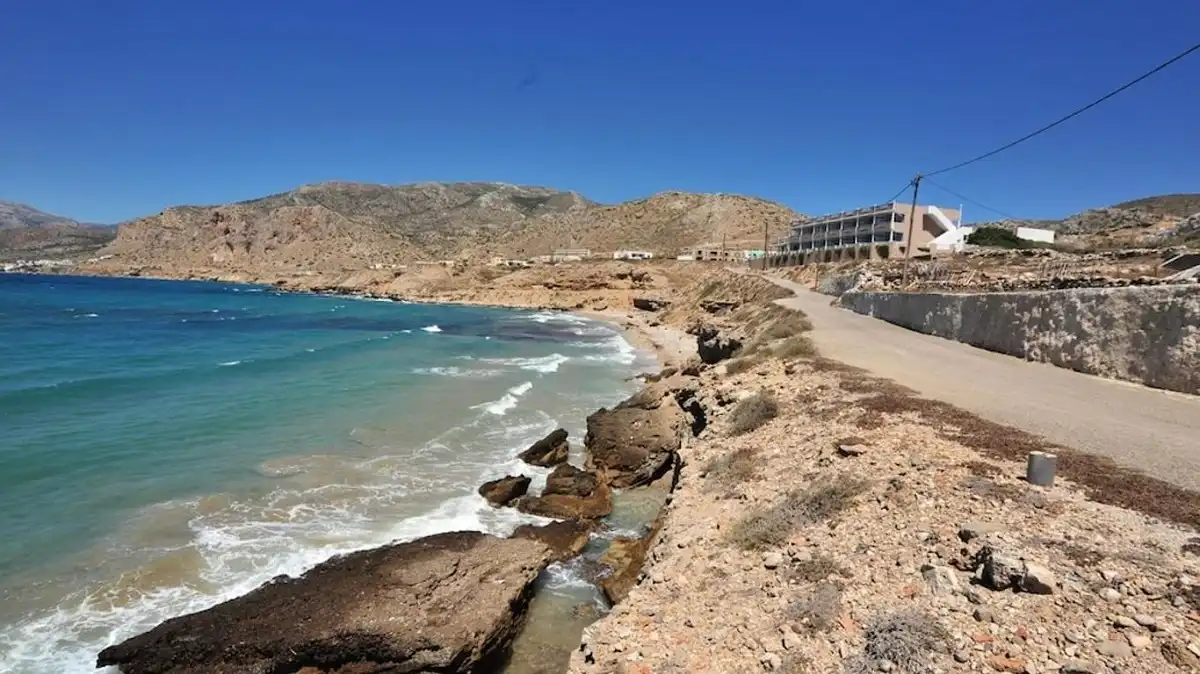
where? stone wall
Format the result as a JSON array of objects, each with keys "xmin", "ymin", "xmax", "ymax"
[{"xmin": 838, "ymin": 285, "xmax": 1200, "ymax": 395}]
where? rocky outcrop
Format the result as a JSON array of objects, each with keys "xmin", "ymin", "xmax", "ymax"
[
  {"xmin": 633, "ymin": 297, "xmax": 670, "ymax": 311},
  {"xmin": 585, "ymin": 381, "xmax": 687, "ymax": 489},
  {"xmin": 96, "ymin": 531, "xmax": 558, "ymax": 674},
  {"xmin": 517, "ymin": 464, "xmax": 613, "ymax": 519},
  {"xmin": 512, "ymin": 520, "xmax": 596, "ymax": 562},
  {"xmin": 690, "ymin": 324, "xmax": 742, "ymax": 364},
  {"xmin": 479, "ymin": 475, "xmax": 532, "ymax": 506},
  {"xmin": 518, "ymin": 428, "xmax": 570, "ymax": 467}
]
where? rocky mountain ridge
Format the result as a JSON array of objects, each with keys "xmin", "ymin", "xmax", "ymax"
[
  {"xmin": 89, "ymin": 181, "xmax": 799, "ymax": 275},
  {"xmin": 974, "ymin": 193, "xmax": 1200, "ymax": 248},
  {"xmin": 0, "ymin": 201, "xmax": 115, "ymax": 262}
]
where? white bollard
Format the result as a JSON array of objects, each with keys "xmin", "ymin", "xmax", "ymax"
[{"xmin": 1026, "ymin": 451, "xmax": 1058, "ymax": 487}]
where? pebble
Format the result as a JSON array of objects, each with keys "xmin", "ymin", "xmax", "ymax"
[
  {"xmin": 762, "ymin": 552, "xmax": 783, "ymax": 569},
  {"xmin": 1061, "ymin": 661, "xmax": 1099, "ymax": 674},
  {"xmin": 1133, "ymin": 614, "xmax": 1156, "ymax": 629},
  {"xmin": 1064, "ymin": 630, "xmax": 1083, "ymax": 644},
  {"xmin": 974, "ymin": 607, "xmax": 996, "ymax": 623},
  {"xmin": 1020, "ymin": 562, "xmax": 1057, "ymax": 595},
  {"xmin": 1098, "ymin": 638, "xmax": 1132, "ymax": 659},
  {"xmin": 1097, "ymin": 588, "xmax": 1121, "ymax": 602},
  {"xmin": 761, "ymin": 653, "xmax": 782, "ymax": 671},
  {"xmin": 1126, "ymin": 634, "xmax": 1152, "ymax": 651},
  {"xmin": 954, "ymin": 649, "xmax": 970, "ymax": 663},
  {"xmin": 877, "ymin": 659, "xmax": 894, "ymax": 672},
  {"xmin": 1112, "ymin": 615, "xmax": 1138, "ymax": 629}
]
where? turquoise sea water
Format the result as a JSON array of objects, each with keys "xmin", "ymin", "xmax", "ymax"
[{"xmin": 0, "ymin": 273, "xmax": 653, "ymax": 673}]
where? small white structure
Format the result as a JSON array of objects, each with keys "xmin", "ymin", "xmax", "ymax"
[
  {"xmin": 675, "ymin": 254, "xmax": 696, "ymax": 261},
  {"xmin": 612, "ymin": 250, "xmax": 654, "ymax": 261},
  {"xmin": 1015, "ymin": 227, "xmax": 1056, "ymax": 244}
]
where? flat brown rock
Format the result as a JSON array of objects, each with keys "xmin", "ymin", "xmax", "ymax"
[
  {"xmin": 519, "ymin": 428, "xmax": 570, "ymax": 467},
  {"xmin": 96, "ymin": 531, "xmax": 554, "ymax": 674},
  {"xmin": 517, "ymin": 464, "xmax": 613, "ymax": 519},
  {"xmin": 512, "ymin": 520, "xmax": 596, "ymax": 562}
]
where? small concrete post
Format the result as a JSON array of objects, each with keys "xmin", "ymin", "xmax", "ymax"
[{"xmin": 1026, "ymin": 451, "xmax": 1057, "ymax": 486}]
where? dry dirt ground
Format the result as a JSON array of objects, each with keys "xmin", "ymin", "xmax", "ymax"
[
  {"xmin": 566, "ymin": 272, "xmax": 1200, "ymax": 674},
  {"xmin": 763, "ymin": 275, "xmax": 1200, "ymax": 492},
  {"xmin": 569, "ymin": 354, "xmax": 1200, "ymax": 674}
]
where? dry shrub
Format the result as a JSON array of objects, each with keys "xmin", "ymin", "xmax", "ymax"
[
  {"xmin": 759, "ymin": 313, "xmax": 813, "ymax": 341},
  {"xmin": 845, "ymin": 611, "xmax": 949, "ymax": 674},
  {"xmin": 1052, "ymin": 541, "xmax": 1106, "ymax": 568},
  {"xmin": 778, "ymin": 655, "xmax": 812, "ymax": 674},
  {"xmin": 785, "ymin": 554, "xmax": 843, "ymax": 583},
  {"xmin": 727, "ymin": 474, "xmax": 871, "ymax": 550},
  {"xmin": 960, "ymin": 460, "xmax": 1004, "ymax": 478},
  {"xmin": 774, "ymin": 335, "xmax": 817, "ymax": 360},
  {"xmin": 704, "ymin": 446, "xmax": 761, "ymax": 484},
  {"xmin": 723, "ymin": 354, "xmax": 764, "ymax": 376},
  {"xmin": 787, "ymin": 581, "xmax": 843, "ymax": 632},
  {"xmin": 961, "ymin": 475, "xmax": 1026, "ymax": 503},
  {"xmin": 728, "ymin": 390, "xmax": 779, "ymax": 436},
  {"xmin": 1183, "ymin": 537, "xmax": 1200, "ymax": 556}
]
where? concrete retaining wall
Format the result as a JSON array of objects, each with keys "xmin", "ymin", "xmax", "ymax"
[{"xmin": 839, "ymin": 285, "xmax": 1200, "ymax": 395}]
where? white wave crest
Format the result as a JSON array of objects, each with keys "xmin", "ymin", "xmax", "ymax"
[
  {"xmin": 218, "ymin": 360, "xmax": 242, "ymax": 367},
  {"xmin": 481, "ymin": 353, "xmax": 569, "ymax": 374},
  {"xmin": 470, "ymin": 381, "xmax": 534, "ymax": 416},
  {"xmin": 420, "ymin": 325, "xmax": 442, "ymax": 333}
]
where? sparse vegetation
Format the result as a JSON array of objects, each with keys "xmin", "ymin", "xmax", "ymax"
[
  {"xmin": 703, "ymin": 446, "xmax": 761, "ymax": 485},
  {"xmin": 773, "ymin": 335, "xmax": 816, "ymax": 359},
  {"xmin": 787, "ymin": 581, "xmax": 843, "ymax": 632},
  {"xmin": 727, "ymin": 474, "xmax": 871, "ymax": 550},
  {"xmin": 727, "ymin": 390, "xmax": 779, "ymax": 436},
  {"xmin": 846, "ymin": 611, "xmax": 949, "ymax": 674},
  {"xmin": 723, "ymin": 353, "xmax": 764, "ymax": 375},
  {"xmin": 785, "ymin": 554, "xmax": 843, "ymax": 583}
]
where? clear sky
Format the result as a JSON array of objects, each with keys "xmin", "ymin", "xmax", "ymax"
[{"xmin": 2, "ymin": 0, "xmax": 1197, "ymax": 224}]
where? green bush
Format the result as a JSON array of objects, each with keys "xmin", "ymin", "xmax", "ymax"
[{"xmin": 966, "ymin": 226, "xmax": 1054, "ymax": 250}]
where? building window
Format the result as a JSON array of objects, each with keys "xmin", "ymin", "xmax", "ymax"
[{"xmin": 892, "ymin": 232, "xmax": 905, "ymax": 242}]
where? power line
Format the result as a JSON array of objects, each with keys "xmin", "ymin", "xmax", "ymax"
[
  {"xmin": 921, "ymin": 176, "xmax": 1026, "ymax": 223},
  {"xmin": 885, "ymin": 180, "xmax": 914, "ymax": 204},
  {"xmin": 925, "ymin": 41, "xmax": 1200, "ymax": 177}
]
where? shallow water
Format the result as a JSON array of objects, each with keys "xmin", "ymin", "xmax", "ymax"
[{"xmin": 0, "ymin": 273, "xmax": 655, "ymax": 673}]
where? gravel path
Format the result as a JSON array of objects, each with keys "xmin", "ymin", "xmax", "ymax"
[{"xmin": 765, "ymin": 276, "xmax": 1200, "ymax": 491}]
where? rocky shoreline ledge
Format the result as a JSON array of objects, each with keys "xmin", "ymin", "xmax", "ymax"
[{"xmin": 94, "ymin": 275, "xmax": 735, "ymax": 673}]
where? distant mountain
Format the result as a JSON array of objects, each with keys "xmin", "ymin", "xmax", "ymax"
[
  {"xmin": 0, "ymin": 201, "xmax": 115, "ymax": 262},
  {"xmin": 95, "ymin": 182, "xmax": 798, "ymax": 274}
]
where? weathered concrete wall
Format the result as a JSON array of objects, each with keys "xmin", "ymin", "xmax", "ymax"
[{"xmin": 839, "ymin": 285, "xmax": 1200, "ymax": 395}]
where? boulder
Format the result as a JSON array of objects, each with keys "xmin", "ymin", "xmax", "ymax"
[
  {"xmin": 632, "ymin": 297, "xmax": 670, "ymax": 312},
  {"xmin": 518, "ymin": 428, "xmax": 570, "ymax": 467},
  {"xmin": 97, "ymin": 532, "xmax": 555, "ymax": 674},
  {"xmin": 692, "ymin": 324, "xmax": 742, "ymax": 364},
  {"xmin": 479, "ymin": 475, "xmax": 532, "ymax": 506},
  {"xmin": 516, "ymin": 464, "xmax": 612, "ymax": 519},
  {"xmin": 584, "ymin": 381, "xmax": 686, "ymax": 489}
]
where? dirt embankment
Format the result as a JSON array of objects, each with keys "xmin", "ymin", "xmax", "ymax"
[{"xmin": 566, "ymin": 279, "xmax": 1200, "ymax": 674}]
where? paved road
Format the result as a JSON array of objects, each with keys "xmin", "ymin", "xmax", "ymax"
[{"xmin": 764, "ymin": 276, "xmax": 1200, "ymax": 491}]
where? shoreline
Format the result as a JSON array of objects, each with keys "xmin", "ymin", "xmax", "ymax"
[{"xmin": 3, "ymin": 269, "xmax": 695, "ymax": 673}]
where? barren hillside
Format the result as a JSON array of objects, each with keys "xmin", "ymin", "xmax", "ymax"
[
  {"xmin": 0, "ymin": 201, "xmax": 115, "ymax": 262},
  {"xmin": 92, "ymin": 182, "xmax": 799, "ymax": 275}
]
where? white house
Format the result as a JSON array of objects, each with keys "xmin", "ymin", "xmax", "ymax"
[{"xmin": 613, "ymin": 250, "xmax": 654, "ymax": 260}]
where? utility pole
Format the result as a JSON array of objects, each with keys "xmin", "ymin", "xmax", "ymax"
[
  {"xmin": 902, "ymin": 173, "xmax": 922, "ymax": 285},
  {"xmin": 762, "ymin": 219, "xmax": 770, "ymax": 271}
]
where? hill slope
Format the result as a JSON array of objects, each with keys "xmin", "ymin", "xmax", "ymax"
[
  {"xmin": 0, "ymin": 201, "xmax": 115, "ymax": 262},
  {"xmin": 96, "ymin": 182, "xmax": 799, "ymax": 273},
  {"xmin": 974, "ymin": 193, "xmax": 1200, "ymax": 249}
]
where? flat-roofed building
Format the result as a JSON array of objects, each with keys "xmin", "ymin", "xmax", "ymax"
[{"xmin": 768, "ymin": 202, "xmax": 961, "ymax": 266}]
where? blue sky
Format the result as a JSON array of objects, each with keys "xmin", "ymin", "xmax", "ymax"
[{"xmin": 2, "ymin": 0, "xmax": 1197, "ymax": 224}]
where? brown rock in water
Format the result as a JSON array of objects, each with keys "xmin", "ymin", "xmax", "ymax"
[
  {"xmin": 585, "ymin": 381, "xmax": 685, "ymax": 489},
  {"xmin": 96, "ymin": 531, "xmax": 555, "ymax": 674},
  {"xmin": 479, "ymin": 474, "xmax": 532, "ymax": 506},
  {"xmin": 517, "ymin": 464, "xmax": 613, "ymax": 519},
  {"xmin": 512, "ymin": 520, "xmax": 596, "ymax": 562},
  {"xmin": 599, "ymin": 513, "xmax": 666, "ymax": 604},
  {"xmin": 518, "ymin": 428, "xmax": 570, "ymax": 467}
]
